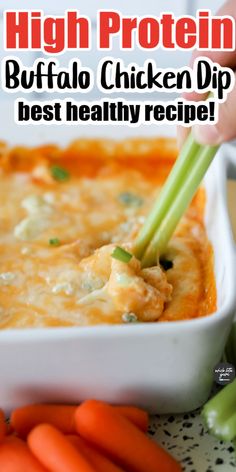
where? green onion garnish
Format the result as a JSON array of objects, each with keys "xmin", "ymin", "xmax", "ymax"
[
  {"xmin": 111, "ymin": 247, "xmax": 133, "ymax": 263},
  {"xmin": 51, "ymin": 165, "xmax": 70, "ymax": 182},
  {"xmin": 122, "ymin": 312, "xmax": 138, "ymax": 323},
  {"xmin": 118, "ymin": 192, "xmax": 143, "ymax": 207},
  {"xmin": 49, "ymin": 238, "xmax": 61, "ymax": 247}
]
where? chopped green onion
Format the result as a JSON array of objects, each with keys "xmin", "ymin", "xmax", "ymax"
[
  {"xmin": 202, "ymin": 379, "xmax": 236, "ymax": 441},
  {"xmin": 118, "ymin": 192, "xmax": 144, "ymax": 207},
  {"xmin": 49, "ymin": 238, "xmax": 61, "ymax": 247},
  {"xmin": 51, "ymin": 165, "xmax": 70, "ymax": 182},
  {"xmin": 111, "ymin": 246, "xmax": 133, "ymax": 263},
  {"xmin": 122, "ymin": 312, "xmax": 138, "ymax": 323}
]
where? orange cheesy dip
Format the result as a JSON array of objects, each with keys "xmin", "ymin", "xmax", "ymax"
[{"xmin": 0, "ymin": 138, "xmax": 216, "ymax": 329}]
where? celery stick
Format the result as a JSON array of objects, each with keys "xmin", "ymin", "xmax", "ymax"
[
  {"xmin": 202, "ymin": 379, "xmax": 236, "ymax": 441},
  {"xmin": 141, "ymin": 144, "xmax": 218, "ymax": 267},
  {"xmin": 134, "ymin": 133, "xmax": 201, "ymax": 260}
]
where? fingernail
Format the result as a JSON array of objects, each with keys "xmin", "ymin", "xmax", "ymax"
[{"xmin": 193, "ymin": 125, "xmax": 223, "ymax": 146}]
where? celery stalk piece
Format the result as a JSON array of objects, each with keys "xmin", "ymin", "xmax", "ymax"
[
  {"xmin": 141, "ymin": 144, "xmax": 218, "ymax": 267},
  {"xmin": 202, "ymin": 379, "xmax": 236, "ymax": 441},
  {"xmin": 133, "ymin": 133, "xmax": 201, "ymax": 261}
]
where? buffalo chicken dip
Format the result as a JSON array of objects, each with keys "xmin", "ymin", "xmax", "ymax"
[{"xmin": 0, "ymin": 138, "xmax": 216, "ymax": 328}]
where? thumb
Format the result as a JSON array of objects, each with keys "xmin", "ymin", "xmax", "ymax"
[{"xmin": 193, "ymin": 73, "xmax": 236, "ymax": 146}]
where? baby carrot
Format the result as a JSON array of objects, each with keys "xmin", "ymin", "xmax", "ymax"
[
  {"xmin": 10, "ymin": 403, "xmax": 147, "ymax": 438},
  {"xmin": 11, "ymin": 404, "xmax": 77, "ymax": 438},
  {"xmin": 0, "ymin": 409, "xmax": 6, "ymax": 442},
  {"xmin": 0, "ymin": 436, "xmax": 48, "ymax": 471},
  {"xmin": 75, "ymin": 400, "xmax": 181, "ymax": 472},
  {"xmin": 28, "ymin": 423, "xmax": 97, "ymax": 472},
  {"xmin": 114, "ymin": 406, "xmax": 149, "ymax": 432},
  {"xmin": 68, "ymin": 435, "xmax": 125, "ymax": 472}
]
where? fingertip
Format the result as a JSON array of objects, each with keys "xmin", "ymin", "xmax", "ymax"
[
  {"xmin": 182, "ymin": 91, "xmax": 209, "ymax": 102},
  {"xmin": 177, "ymin": 126, "xmax": 189, "ymax": 150},
  {"xmin": 192, "ymin": 124, "xmax": 223, "ymax": 146}
]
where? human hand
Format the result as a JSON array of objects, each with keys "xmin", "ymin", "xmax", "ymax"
[{"xmin": 178, "ymin": 0, "xmax": 236, "ymax": 148}]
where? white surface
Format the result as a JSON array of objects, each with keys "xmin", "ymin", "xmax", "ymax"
[
  {"xmin": 0, "ymin": 0, "xmax": 188, "ymax": 16},
  {"xmin": 0, "ymin": 0, "xmax": 224, "ymax": 16},
  {"xmin": 194, "ymin": 0, "xmax": 224, "ymax": 13},
  {"xmin": 0, "ymin": 117, "xmax": 235, "ymax": 416}
]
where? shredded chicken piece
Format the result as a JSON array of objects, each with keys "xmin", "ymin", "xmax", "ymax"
[
  {"xmin": 77, "ymin": 244, "xmax": 172, "ymax": 321},
  {"xmin": 107, "ymin": 255, "xmax": 172, "ymax": 321},
  {"xmin": 32, "ymin": 164, "xmax": 54, "ymax": 184}
]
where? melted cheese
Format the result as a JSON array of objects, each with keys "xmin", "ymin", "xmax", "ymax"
[{"xmin": 0, "ymin": 138, "xmax": 216, "ymax": 329}]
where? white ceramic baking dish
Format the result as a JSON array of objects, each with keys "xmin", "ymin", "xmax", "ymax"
[{"xmin": 0, "ymin": 114, "xmax": 235, "ymax": 414}]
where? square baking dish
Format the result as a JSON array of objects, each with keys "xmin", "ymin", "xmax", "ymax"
[{"xmin": 0, "ymin": 121, "xmax": 235, "ymax": 414}]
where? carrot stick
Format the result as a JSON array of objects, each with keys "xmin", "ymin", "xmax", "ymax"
[
  {"xmin": 11, "ymin": 404, "xmax": 77, "ymax": 438},
  {"xmin": 0, "ymin": 409, "xmax": 6, "ymax": 442},
  {"xmin": 10, "ymin": 403, "xmax": 147, "ymax": 438},
  {"xmin": 68, "ymin": 435, "xmax": 125, "ymax": 472},
  {"xmin": 75, "ymin": 400, "xmax": 181, "ymax": 472},
  {"xmin": 0, "ymin": 436, "xmax": 48, "ymax": 471},
  {"xmin": 114, "ymin": 406, "xmax": 148, "ymax": 432},
  {"xmin": 28, "ymin": 424, "xmax": 97, "ymax": 472}
]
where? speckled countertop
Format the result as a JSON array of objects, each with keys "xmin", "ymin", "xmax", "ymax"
[{"xmin": 150, "ymin": 408, "xmax": 236, "ymax": 471}]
